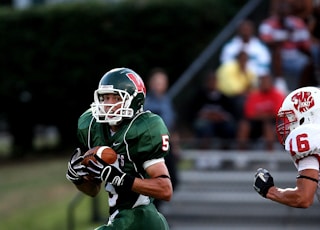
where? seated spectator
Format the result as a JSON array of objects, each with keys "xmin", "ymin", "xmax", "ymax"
[
  {"xmin": 274, "ymin": 0, "xmax": 320, "ymax": 85},
  {"xmin": 220, "ymin": 19, "xmax": 272, "ymax": 77},
  {"xmin": 193, "ymin": 70, "xmax": 236, "ymax": 150},
  {"xmin": 259, "ymin": 1, "xmax": 314, "ymax": 93},
  {"xmin": 270, "ymin": 0, "xmax": 313, "ymax": 19},
  {"xmin": 217, "ymin": 50, "xmax": 257, "ymax": 98},
  {"xmin": 237, "ymin": 74, "xmax": 285, "ymax": 150},
  {"xmin": 305, "ymin": 1, "xmax": 320, "ymax": 83},
  {"xmin": 216, "ymin": 49, "xmax": 257, "ymax": 126}
]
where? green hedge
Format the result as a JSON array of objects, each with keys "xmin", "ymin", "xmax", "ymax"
[{"xmin": 0, "ymin": 0, "xmax": 248, "ymax": 155}]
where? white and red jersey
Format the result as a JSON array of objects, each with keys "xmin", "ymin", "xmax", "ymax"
[
  {"xmin": 259, "ymin": 15, "xmax": 311, "ymax": 52},
  {"xmin": 285, "ymin": 124, "xmax": 320, "ymax": 200}
]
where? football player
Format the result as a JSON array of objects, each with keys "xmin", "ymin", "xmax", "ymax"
[
  {"xmin": 253, "ymin": 86, "xmax": 320, "ymax": 208},
  {"xmin": 66, "ymin": 67, "xmax": 172, "ymax": 229}
]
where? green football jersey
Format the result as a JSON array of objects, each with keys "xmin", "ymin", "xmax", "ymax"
[{"xmin": 77, "ymin": 108, "xmax": 170, "ymax": 215}]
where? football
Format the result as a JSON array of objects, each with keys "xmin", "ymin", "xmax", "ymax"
[{"xmin": 82, "ymin": 146, "xmax": 117, "ymax": 166}]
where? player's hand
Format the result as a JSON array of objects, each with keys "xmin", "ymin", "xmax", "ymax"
[
  {"xmin": 86, "ymin": 155, "xmax": 134, "ymax": 190},
  {"xmin": 253, "ymin": 168, "xmax": 274, "ymax": 198},
  {"xmin": 66, "ymin": 148, "xmax": 87, "ymax": 185}
]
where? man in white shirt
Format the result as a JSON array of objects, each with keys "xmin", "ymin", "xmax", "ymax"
[{"xmin": 220, "ymin": 20, "xmax": 272, "ymax": 78}]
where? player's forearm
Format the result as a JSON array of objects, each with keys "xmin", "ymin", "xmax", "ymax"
[
  {"xmin": 267, "ymin": 186, "xmax": 313, "ymax": 208},
  {"xmin": 132, "ymin": 177, "xmax": 173, "ymax": 201}
]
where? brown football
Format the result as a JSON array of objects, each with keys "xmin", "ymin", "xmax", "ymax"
[{"xmin": 82, "ymin": 146, "xmax": 117, "ymax": 166}]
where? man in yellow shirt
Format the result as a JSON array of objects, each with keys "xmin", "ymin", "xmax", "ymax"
[
  {"xmin": 216, "ymin": 50, "xmax": 257, "ymax": 149},
  {"xmin": 216, "ymin": 50, "xmax": 257, "ymax": 97}
]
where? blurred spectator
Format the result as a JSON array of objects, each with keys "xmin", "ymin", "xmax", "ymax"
[
  {"xmin": 277, "ymin": 0, "xmax": 320, "ymax": 85},
  {"xmin": 270, "ymin": 0, "xmax": 313, "ymax": 19},
  {"xmin": 145, "ymin": 68, "xmax": 175, "ymax": 130},
  {"xmin": 144, "ymin": 67, "xmax": 180, "ymax": 209},
  {"xmin": 193, "ymin": 70, "xmax": 236, "ymax": 150},
  {"xmin": 216, "ymin": 49, "xmax": 257, "ymax": 133},
  {"xmin": 305, "ymin": 1, "xmax": 320, "ymax": 83},
  {"xmin": 237, "ymin": 74, "xmax": 285, "ymax": 150},
  {"xmin": 217, "ymin": 50, "xmax": 257, "ymax": 98},
  {"xmin": 259, "ymin": 1, "xmax": 314, "ymax": 93},
  {"xmin": 220, "ymin": 19, "xmax": 272, "ymax": 77}
]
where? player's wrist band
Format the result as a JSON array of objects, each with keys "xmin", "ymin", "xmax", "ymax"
[
  {"xmin": 156, "ymin": 175, "xmax": 171, "ymax": 179},
  {"xmin": 296, "ymin": 174, "xmax": 318, "ymax": 183}
]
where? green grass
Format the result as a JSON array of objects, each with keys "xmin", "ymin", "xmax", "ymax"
[{"xmin": 0, "ymin": 156, "xmax": 108, "ymax": 230}]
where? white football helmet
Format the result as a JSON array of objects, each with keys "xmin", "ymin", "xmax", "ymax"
[{"xmin": 276, "ymin": 86, "xmax": 320, "ymax": 144}]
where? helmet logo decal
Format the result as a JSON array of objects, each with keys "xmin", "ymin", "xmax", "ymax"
[
  {"xmin": 126, "ymin": 73, "xmax": 146, "ymax": 95},
  {"xmin": 291, "ymin": 91, "xmax": 315, "ymax": 113}
]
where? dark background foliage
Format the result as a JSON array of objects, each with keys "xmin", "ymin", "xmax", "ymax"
[{"xmin": 0, "ymin": 0, "xmax": 248, "ymax": 156}]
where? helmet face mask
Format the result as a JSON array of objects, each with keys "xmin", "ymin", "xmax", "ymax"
[
  {"xmin": 91, "ymin": 68, "xmax": 146, "ymax": 125},
  {"xmin": 276, "ymin": 110, "xmax": 298, "ymax": 145},
  {"xmin": 276, "ymin": 86, "xmax": 320, "ymax": 145}
]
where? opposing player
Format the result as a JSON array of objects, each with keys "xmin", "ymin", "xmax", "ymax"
[
  {"xmin": 253, "ymin": 86, "xmax": 320, "ymax": 208},
  {"xmin": 66, "ymin": 67, "xmax": 172, "ymax": 229}
]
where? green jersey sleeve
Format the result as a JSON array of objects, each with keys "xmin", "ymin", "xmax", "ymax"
[{"xmin": 119, "ymin": 111, "xmax": 170, "ymax": 165}]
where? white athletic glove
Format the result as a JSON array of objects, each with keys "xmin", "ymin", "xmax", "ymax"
[
  {"xmin": 86, "ymin": 154, "xmax": 135, "ymax": 190},
  {"xmin": 66, "ymin": 148, "xmax": 88, "ymax": 185}
]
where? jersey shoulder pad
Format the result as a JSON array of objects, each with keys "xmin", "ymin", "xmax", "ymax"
[
  {"xmin": 127, "ymin": 112, "xmax": 169, "ymax": 159},
  {"xmin": 133, "ymin": 112, "xmax": 168, "ymax": 132}
]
